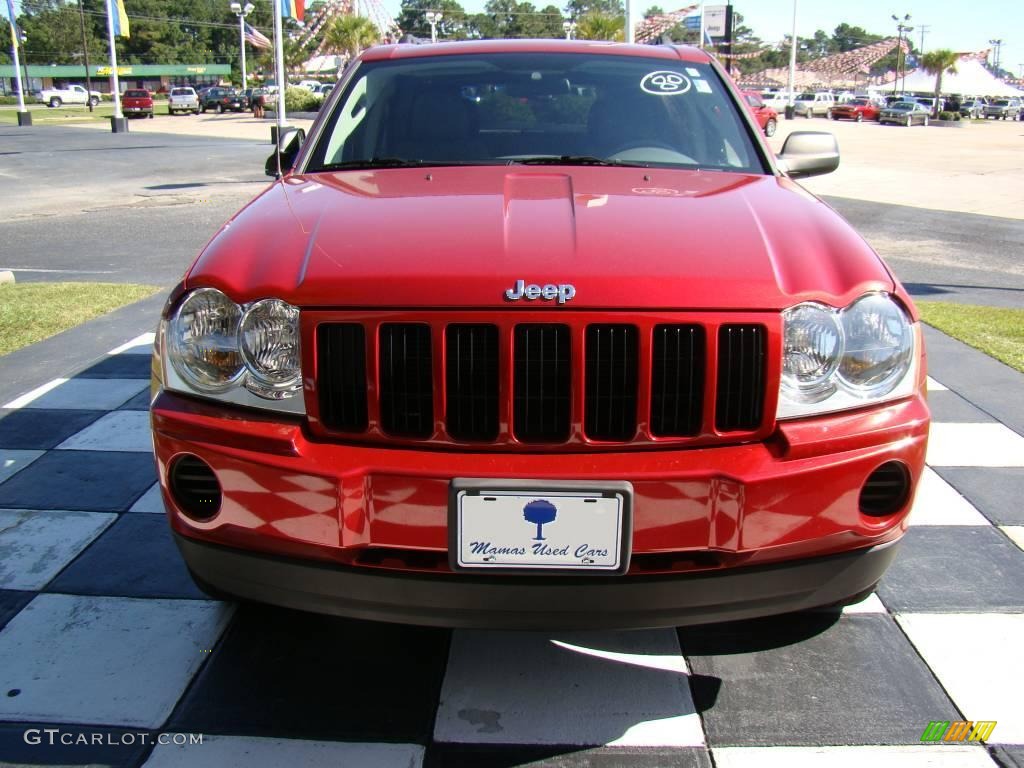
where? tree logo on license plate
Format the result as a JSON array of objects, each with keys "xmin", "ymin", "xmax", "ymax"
[{"xmin": 523, "ymin": 499, "xmax": 557, "ymax": 541}]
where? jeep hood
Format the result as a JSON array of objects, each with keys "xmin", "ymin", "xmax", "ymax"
[{"xmin": 187, "ymin": 166, "xmax": 894, "ymax": 311}]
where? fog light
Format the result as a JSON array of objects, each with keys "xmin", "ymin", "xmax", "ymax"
[
  {"xmin": 859, "ymin": 461, "xmax": 911, "ymax": 516},
  {"xmin": 169, "ymin": 454, "xmax": 221, "ymax": 520}
]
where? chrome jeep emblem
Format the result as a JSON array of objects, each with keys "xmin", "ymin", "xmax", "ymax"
[{"xmin": 504, "ymin": 280, "xmax": 576, "ymax": 305}]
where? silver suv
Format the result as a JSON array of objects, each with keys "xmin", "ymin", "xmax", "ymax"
[{"xmin": 984, "ymin": 98, "xmax": 1021, "ymax": 120}]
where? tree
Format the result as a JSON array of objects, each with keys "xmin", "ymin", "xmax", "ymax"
[
  {"xmin": 564, "ymin": 0, "xmax": 622, "ymax": 22},
  {"xmin": 0, "ymin": 17, "xmax": 11, "ymax": 65},
  {"xmin": 322, "ymin": 14, "xmax": 379, "ymax": 59},
  {"xmin": 523, "ymin": 500, "xmax": 557, "ymax": 541},
  {"xmin": 920, "ymin": 48, "xmax": 959, "ymax": 116},
  {"xmin": 397, "ymin": 0, "xmax": 469, "ymax": 40},
  {"xmin": 576, "ymin": 12, "xmax": 622, "ymax": 41}
]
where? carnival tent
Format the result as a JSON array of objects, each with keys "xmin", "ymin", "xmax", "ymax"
[{"xmin": 894, "ymin": 58, "xmax": 1023, "ymax": 97}]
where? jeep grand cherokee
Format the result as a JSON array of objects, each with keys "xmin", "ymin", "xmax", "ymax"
[{"xmin": 150, "ymin": 40, "xmax": 929, "ymax": 630}]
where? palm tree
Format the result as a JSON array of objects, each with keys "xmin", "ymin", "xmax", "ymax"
[
  {"xmin": 920, "ymin": 49, "xmax": 960, "ymax": 117},
  {"xmin": 322, "ymin": 14, "xmax": 380, "ymax": 60},
  {"xmin": 577, "ymin": 13, "xmax": 624, "ymax": 42}
]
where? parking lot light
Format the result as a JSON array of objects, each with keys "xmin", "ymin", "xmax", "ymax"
[
  {"xmin": 231, "ymin": 1, "xmax": 255, "ymax": 89},
  {"xmin": 425, "ymin": 11, "xmax": 442, "ymax": 43}
]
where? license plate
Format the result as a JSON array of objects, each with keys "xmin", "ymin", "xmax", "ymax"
[{"xmin": 450, "ymin": 479, "xmax": 631, "ymax": 573}]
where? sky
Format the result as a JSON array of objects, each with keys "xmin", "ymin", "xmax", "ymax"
[{"xmin": 378, "ymin": 0, "xmax": 1019, "ymax": 70}]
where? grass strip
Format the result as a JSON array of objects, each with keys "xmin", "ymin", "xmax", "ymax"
[
  {"xmin": 0, "ymin": 282, "xmax": 160, "ymax": 357},
  {"xmin": 917, "ymin": 300, "xmax": 1024, "ymax": 374}
]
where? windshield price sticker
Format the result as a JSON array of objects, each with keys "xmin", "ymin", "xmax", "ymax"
[{"xmin": 640, "ymin": 71, "xmax": 691, "ymax": 96}]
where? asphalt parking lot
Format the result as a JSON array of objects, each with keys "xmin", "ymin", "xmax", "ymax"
[{"xmin": 0, "ymin": 113, "xmax": 1022, "ymax": 767}]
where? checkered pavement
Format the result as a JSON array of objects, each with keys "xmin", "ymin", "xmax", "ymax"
[{"xmin": 0, "ymin": 331, "xmax": 1022, "ymax": 768}]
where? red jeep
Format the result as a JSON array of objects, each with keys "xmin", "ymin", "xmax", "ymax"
[{"xmin": 151, "ymin": 40, "xmax": 928, "ymax": 630}]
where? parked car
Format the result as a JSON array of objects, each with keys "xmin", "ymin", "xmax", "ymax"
[
  {"xmin": 199, "ymin": 87, "xmax": 245, "ymax": 113},
  {"xmin": 152, "ymin": 40, "xmax": 927, "ymax": 631},
  {"xmin": 829, "ymin": 98, "xmax": 880, "ymax": 122},
  {"xmin": 879, "ymin": 101, "xmax": 931, "ymax": 126},
  {"xmin": 958, "ymin": 98, "xmax": 987, "ymax": 119},
  {"xmin": 37, "ymin": 84, "xmax": 101, "ymax": 108},
  {"xmin": 122, "ymin": 88, "xmax": 154, "ymax": 118},
  {"xmin": 168, "ymin": 86, "xmax": 199, "ymax": 115},
  {"xmin": 793, "ymin": 91, "xmax": 835, "ymax": 118},
  {"xmin": 742, "ymin": 90, "xmax": 778, "ymax": 136},
  {"xmin": 984, "ymin": 98, "xmax": 1021, "ymax": 120},
  {"xmin": 314, "ymin": 83, "xmax": 335, "ymax": 96}
]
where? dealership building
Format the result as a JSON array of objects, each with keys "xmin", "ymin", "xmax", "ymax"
[{"xmin": 0, "ymin": 63, "xmax": 232, "ymax": 96}]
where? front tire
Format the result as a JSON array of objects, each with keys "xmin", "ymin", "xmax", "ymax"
[
  {"xmin": 88, "ymin": 96, "xmax": 99, "ymax": 107},
  {"xmin": 216, "ymin": 103, "xmax": 224, "ymax": 114},
  {"xmin": 764, "ymin": 118, "xmax": 777, "ymax": 137},
  {"xmin": 923, "ymin": 116, "xmax": 929, "ymax": 126},
  {"xmin": 905, "ymin": 115, "xmax": 912, "ymax": 127},
  {"xmin": 856, "ymin": 112, "xmax": 863, "ymax": 123}
]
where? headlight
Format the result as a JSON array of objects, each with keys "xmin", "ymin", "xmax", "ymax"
[
  {"xmin": 168, "ymin": 288, "xmax": 244, "ymax": 393},
  {"xmin": 781, "ymin": 303, "xmax": 842, "ymax": 402},
  {"xmin": 239, "ymin": 299, "xmax": 301, "ymax": 398},
  {"xmin": 837, "ymin": 293, "xmax": 914, "ymax": 397},
  {"xmin": 164, "ymin": 289, "xmax": 304, "ymax": 414},
  {"xmin": 777, "ymin": 293, "xmax": 918, "ymax": 420}
]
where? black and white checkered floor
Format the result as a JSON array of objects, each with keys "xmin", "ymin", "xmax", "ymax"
[{"xmin": 0, "ymin": 331, "xmax": 1022, "ymax": 768}]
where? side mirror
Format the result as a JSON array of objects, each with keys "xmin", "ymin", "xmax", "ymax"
[
  {"xmin": 265, "ymin": 128, "xmax": 306, "ymax": 178},
  {"xmin": 777, "ymin": 131, "xmax": 840, "ymax": 179}
]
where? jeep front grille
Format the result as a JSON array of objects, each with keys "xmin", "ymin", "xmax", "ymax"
[{"xmin": 311, "ymin": 311, "xmax": 778, "ymax": 450}]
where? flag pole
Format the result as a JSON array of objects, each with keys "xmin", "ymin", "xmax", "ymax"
[
  {"xmin": 5, "ymin": 1, "xmax": 28, "ymax": 123},
  {"xmin": 273, "ymin": 0, "xmax": 287, "ymax": 136},
  {"xmin": 103, "ymin": 0, "xmax": 125, "ymax": 131}
]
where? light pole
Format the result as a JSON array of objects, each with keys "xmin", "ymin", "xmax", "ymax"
[
  {"xmin": 786, "ymin": 0, "xmax": 797, "ymax": 114},
  {"xmin": 891, "ymin": 14, "xmax": 912, "ymax": 96},
  {"xmin": 988, "ymin": 39, "xmax": 1003, "ymax": 74},
  {"xmin": 562, "ymin": 20, "xmax": 576, "ymax": 40},
  {"xmin": 230, "ymin": 2, "xmax": 255, "ymax": 89},
  {"xmin": 425, "ymin": 11, "xmax": 442, "ymax": 43}
]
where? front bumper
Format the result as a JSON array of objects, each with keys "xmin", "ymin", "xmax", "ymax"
[
  {"xmin": 153, "ymin": 386, "xmax": 929, "ymax": 626},
  {"xmin": 176, "ymin": 531, "xmax": 900, "ymax": 629}
]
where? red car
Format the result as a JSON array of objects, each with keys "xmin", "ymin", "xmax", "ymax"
[
  {"xmin": 743, "ymin": 90, "xmax": 779, "ymax": 136},
  {"xmin": 830, "ymin": 98, "xmax": 880, "ymax": 122},
  {"xmin": 151, "ymin": 40, "xmax": 928, "ymax": 630},
  {"xmin": 122, "ymin": 88, "xmax": 154, "ymax": 118}
]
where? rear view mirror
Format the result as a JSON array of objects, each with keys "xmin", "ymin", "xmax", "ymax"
[
  {"xmin": 265, "ymin": 128, "xmax": 306, "ymax": 178},
  {"xmin": 777, "ymin": 131, "xmax": 840, "ymax": 179}
]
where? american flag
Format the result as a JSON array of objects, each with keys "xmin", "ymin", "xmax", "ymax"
[{"xmin": 244, "ymin": 21, "xmax": 272, "ymax": 49}]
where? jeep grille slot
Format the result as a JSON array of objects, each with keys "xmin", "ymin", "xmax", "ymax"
[
  {"xmin": 650, "ymin": 324, "xmax": 705, "ymax": 437},
  {"xmin": 716, "ymin": 324, "xmax": 766, "ymax": 431},
  {"xmin": 446, "ymin": 324, "xmax": 500, "ymax": 441},
  {"xmin": 513, "ymin": 324, "xmax": 571, "ymax": 442},
  {"xmin": 380, "ymin": 323, "xmax": 434, "ymax": 438},
  {"xmin": 585, "ymin": 324, "xmax": 638, "ymax": 441},
  {"xmin": 317, "ymin": 323, "xmax": 368, "ymax": 432}
]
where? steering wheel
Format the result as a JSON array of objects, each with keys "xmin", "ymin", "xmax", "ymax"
[{"xmin": 606, "ymin": 140, "xmax": 696, "ymax": 165}]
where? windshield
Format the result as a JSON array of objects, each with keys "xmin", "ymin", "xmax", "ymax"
[
  {"xmin": 171, "ymin": 88, "xmax": 194, "ymax": 96},
  {"xmin": 124, "ymin": 90, "xmax": 148, "ymax": 98},
  {"xmin": 305, "ymin": 52, "xmax": 765, "ymax": 174},
  {"xmin": 994, "ymin": 100, "xmax": 1009, "ymax": 106},
  {"xmin": 892, "ymin": 102, "xmax": 915, "ymax": 109},
  {"xmin": 796, "ymin": 93, "xmax": 815, "ymax": 101}
]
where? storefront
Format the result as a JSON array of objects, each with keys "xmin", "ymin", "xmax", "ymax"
[{"xmin": 0, "ymin": 63, "xmax": 233, "ymax": 96}]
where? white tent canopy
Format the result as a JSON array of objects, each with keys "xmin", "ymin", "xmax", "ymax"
[{"xmin": 896, "ymin": 58, "xmax": 1024, "ymax": 97}]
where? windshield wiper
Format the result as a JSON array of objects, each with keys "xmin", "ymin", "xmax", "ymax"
[
  {"xmin": 514, "ymin": 155, "xmax": 647, "ymax": 168},
  {"xmin": 317, "ymin": 158, "xmax": 485, "ymax": 171}
]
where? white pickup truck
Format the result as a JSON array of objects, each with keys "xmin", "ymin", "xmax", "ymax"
[{"xmin": 37, "ymin": 84, "xmax": 102, "ymax": 108}]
